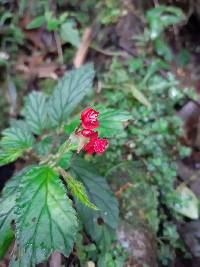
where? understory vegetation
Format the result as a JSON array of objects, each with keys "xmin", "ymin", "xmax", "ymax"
[{"xmin": 0, "ymin": 1, "xmax": 200, "ymax": 267}]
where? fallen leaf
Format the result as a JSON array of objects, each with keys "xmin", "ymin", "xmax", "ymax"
[{"xmin": 175, "ymin": 185, "xmax": 199, "ymax": 219}]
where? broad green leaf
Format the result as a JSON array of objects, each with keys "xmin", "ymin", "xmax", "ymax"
[
  {"xmin": 175, "ymin": 185, "xmax": 199, "ymax": 219},
  {"xmin": 26, "ymin": 16, "xmax": 45, "ymax": 29},
  {"xmin": 0, "ymin": 125, "xmax": 34, "ymax": 166},
  {"xmin": 16, "ymin": 165, "xmax": 78, "ymax": 265},
  {"xmin": 98, "ymin": 108, "xmax": 131, "ymax": 137},
  {"xmin": 60, "ymin": 21, "xmax": 80, "ymax": 48},
  {"xmin": 71, "ymin": 159, "xmax": 118, "ymax": 250},
  {"xmin": 0, "ymin": 168, "xmax": 31, "ymax": 259},
  {"xmin": 22, "ymin": 91, "xmax": 48, "ymax": 134},
  {"xmin": 48, "ymin": 64, "xmax": 94, "ymax": 126}
]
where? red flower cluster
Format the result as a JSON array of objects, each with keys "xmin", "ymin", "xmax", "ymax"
[{"xmin": 78, "ymin": 107, "xmax": 108, "ymax": 154}]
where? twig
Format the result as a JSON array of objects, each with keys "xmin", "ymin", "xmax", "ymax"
[
  {"xmin": 54, "ymin": 31, "xmax": 64, "ymax": 64},
  {"xmin": 91, "ymin": 44, "xmax": 129, "ymax": 57},
  {"xmin": 115, "ymin": 182, "xmax": 133, "ymax": 197},
  {"xmin": 74, "ymin": 27, "xmax": 93, "ymax": 68}
]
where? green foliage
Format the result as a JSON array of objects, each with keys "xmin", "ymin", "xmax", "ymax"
[
  {"xmin": 0, "ymin": 168, "xmax": 27, "ymax": 259},
  {"xmin": 58, "ymin": 168, "xmax": 97, "ymax": 209},
  {"xmin": 98, "ymin": 107, "xmax": 131, "ymax": 137},
  {"xmin": 60, "ymin": 21, "xmax": 80, "ymax": 47},
  {"xmin": 71, "ymin": 159, "xmax": 119, "ymax": 251},
  {"xmin": 22, "ymin": 91, "xmax": 48, "ymax": 134},
  {"xmin": 16, "ymin": 165, "xmax": 78, "ymax": 265},
  {"xmin": 0, "ymin": 64, "xmax": 123, "ymax": 265},
  {"xmin": 48, "ymin": 64, "xmax": 94, "ymax": 126},
  {"xmin": 0, "ymin": 124, "xmax": 34, "ymax": 165},
  {"xmin": 146, "ymin": 5, "xmax": 185, "ymax": 40}
]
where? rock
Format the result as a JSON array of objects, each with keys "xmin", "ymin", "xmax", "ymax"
[{"xmin": 117, "ymin": 221, "xmax": 157, "ymax": 267}]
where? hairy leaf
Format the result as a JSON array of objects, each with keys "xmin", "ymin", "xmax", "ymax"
[
  {"xmin": 0, "ymin": 168, "xmax": 30, "ymax": 259},
  {"xmin": 16, "ymin": 165, "xmax": 78, "ymax": 265},
  {"xmin": 65, "ymin": 173, "xmax": 97, "ymax": 209},
  {"xmin": 48, "ymin": 64, "xmax": 94, "ymax": 126},
  {"xmin": 71, "ymin": 159, "xmax": 118, "ymax": 250},
  {"xmin": 22, "ymin": 91, "xmax": 48, "ymax": 134},
  {"xmin": 0, "ymin": 125, "xmax": 34, "ymax": 166}
]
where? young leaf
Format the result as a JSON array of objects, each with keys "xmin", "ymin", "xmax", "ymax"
[
  {"xmin": 71, "ymin": 159, "xmax": 119, "ymax": 250},
  {"xmin": 98, "ymin": 107, "xmax": 131, "ymax": 137},
  {"xmin": 16, "ymin": 165, "xmax": 78, "ymax": 265},
  {"xmin": 0, "ymin": 125, "xmax": 34, "ymax": 166},
  {"xmin": 48, "ymin": 64, "xmax": 95, "ymax": 126},
  {"xmin": 0, "ymin": 167, "xmax": 31, "ymax": 259},
  {"xmin": 22, "ymin": 91, "xmax": 48, "ymax": 134},
  {"xmin": 58, "ymin": 168, "xmax": 97, "ymax": 209}
]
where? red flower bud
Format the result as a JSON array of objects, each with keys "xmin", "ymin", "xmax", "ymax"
[
  {"xmin": 84, "ymin": 137, "xmax": 108, "ymax": 154},
  {"xmin": 81, "ymin": 107, "xmax": 99, "ymax": 130},
  {"xmin": 81, "ymin": 129, "xmax": 98, "ymax": 138}
]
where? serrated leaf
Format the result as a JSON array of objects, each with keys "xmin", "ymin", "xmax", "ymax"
[
  {"xmin": 0, "ymin": 149, "xmax": 23, "ymax": 166},
  {"xmin": 65, "ymin": 173, "xmax": 97, "ymax": 209},
  {"xmin": 98, "ymin": 108, "xmax": 131, "ymax": 137},
  {"xmin": 60, "ymin": 21, "xmax": 80, "ymax": 48},
  {"xmin": 48, "ymin": 64, "xmax": 94, "ymax": 126},
  {"xmin": 0, "ymin": 167, "xmax": 31, "ymax": 259},
  {"xmin": 175, "ymin": 185, "xmax": 199, "ymax": 219},
  {"xmin": 22, "ymin": 91, "xmax": 48, "ymax": 134},
  {"xmin": 0, "ymin": 126, "xmax": 34, "ymax": 166},
  {"xmin": 16, "ymin": 165, "xmax": 78, "ymax": 265},
  {"xmin": 71, "ymin": 159, "xmax": 118, "ymax": 250},
  {"xmin": 1, "ymin": 126, "xmax": 34, "ymax": 150}
]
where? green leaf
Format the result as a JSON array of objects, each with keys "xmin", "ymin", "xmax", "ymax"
[
  {"xmin": 0, "ymin": 168, "xmax": 31, "ymax": 259},
  {"xmin": 22, "ymin": 91, "xmax": 48, "ymax": 134},
  {"xmin": 0, "ymin": 125, "xmax": 34, "ymax": 166},
  {"xmin": 64, "ymin": 173, "xmax": 97, "ymax": 210},
  {"xmin": 16, "ymin": 165, "xmax": 78, "ymax": 265},
  {"xmin": 175, "ymin": 185, "xmax": 199, "ymax": 219},
  {"xmin": 60, "ymin": 21, "xmax": 80, "ymax": 47},
  {"xmin": 98, "ymin": 107, "xmax": 131, "ymax": 137},
  {"xmin": 48, "ymin": 64, "xmax": 95, "ymax": 126},
  {"xmin": 0, "ymin": 149, "xmax": 23, "ymax": 166},
  {"xmin": 26, "ymin": 16, "xmax": 45, "ymax": 29},
  {"xmin": 34, "ymin": 135, "xmax": 53, "ymax": 156},
  {"xmin": 71, "ymin": 159, "xmax": 118, "ymax": 250},
  {"xmin": 57, "ymin": 151, "xmax": 73, "ymax": 169},
  {"xmin": 147, "ymin": 5, "xmax": 185, "ymax": 39},
  {"xmin": 128, "ymin": 84, "xmax": 151, "ymax": 108}
]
